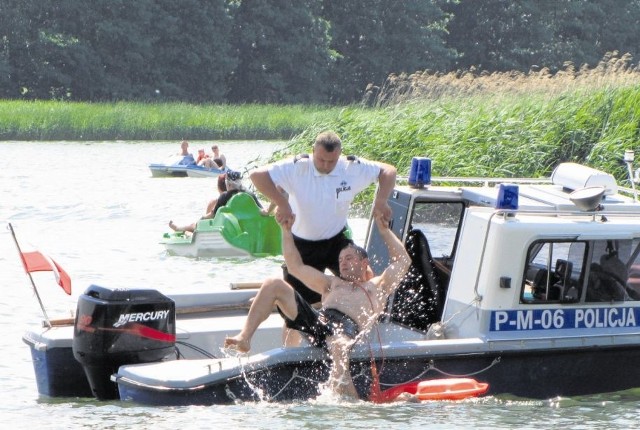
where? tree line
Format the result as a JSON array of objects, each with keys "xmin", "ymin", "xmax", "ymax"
[{"xmin": 0, "ymin": 0, "xmax": 638, "ymax": 105}]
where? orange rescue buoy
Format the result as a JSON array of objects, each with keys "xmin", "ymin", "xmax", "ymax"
[{"xmin": 416, "ymin": 378, "xmax": 489, "ymax": 401}]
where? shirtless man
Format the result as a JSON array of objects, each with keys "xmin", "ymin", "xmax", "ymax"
[{"xmin": 224, "ymin": 212, "xmax": 410, "ymax": 398}]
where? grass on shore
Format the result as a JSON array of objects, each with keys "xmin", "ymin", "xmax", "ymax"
[{"xmin": 0, "ymin": 101, "xmax": 343, "ymax": 141}]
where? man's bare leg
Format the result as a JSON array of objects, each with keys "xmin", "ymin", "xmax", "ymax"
[
  {"xmin": 168, "ymin": 221, "xmax": 196, "ymax": 233},
  {"xmin": 283, "ymin": 327, "xmax": 303, "ymax": 347},
  {"xmin": 326, "ymin": 335, "xmax": 358, "ymax": 398},
  {"xmin": 225, "ymin": 278, "xmax": 298, "ymax": 353}
]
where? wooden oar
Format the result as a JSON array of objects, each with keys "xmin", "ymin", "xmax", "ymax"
[
  {"xmin": 45, "ymin": 317, "xmax": 75, "ymax": 327},
  {"xmin": 175, "ymin": 300, "xmax": 253, "ymax": 315},
  {"xmin": 229, "ymin": 282, "xmax": 262, "ymax": 290},
  {"xmin": 43, "ymin": 286, "xmax": 264, "ymax": 326},
  {"xmin": 45, "ymin": 300, "xmax": 256, "ymax": 326}
]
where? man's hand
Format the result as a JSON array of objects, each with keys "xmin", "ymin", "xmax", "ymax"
[
  {"xmin": 373, "ymin": 200, "xmax": 392, "ymax": 225},
  {"xmin": 373, "ymin": 210, "xmax": 391, "ymax": 232},
  {"xmin": 275, "ymin": 202, "xmax": 294, "ymax": 226},
  {"xmin": 278, "ymin": 212, "xmax": 296, "ymax": 232}
]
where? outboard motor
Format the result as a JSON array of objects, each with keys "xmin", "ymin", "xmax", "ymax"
[{"xmin": 72, "ymin": 285, "xmax": 176, "ymax": 400}]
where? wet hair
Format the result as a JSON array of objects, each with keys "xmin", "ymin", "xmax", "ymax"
[
  {"xmin": 314, "ymin": 131, "xmax": 342, "ymax": 153},
  {"xmin": 341, "ymin": 242, "xmax": 368, "ymax": 260}
]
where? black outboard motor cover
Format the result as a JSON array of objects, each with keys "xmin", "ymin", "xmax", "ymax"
[{"xmin": 72, "ymin": 285, "xmax": 176, "ymax": 400}]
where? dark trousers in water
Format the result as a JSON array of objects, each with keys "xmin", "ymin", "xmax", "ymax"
[{"xmin": 283, "ymin": 228, "xmax": 352, "ymax": 305}]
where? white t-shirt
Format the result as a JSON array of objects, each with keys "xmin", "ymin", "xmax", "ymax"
[{"xmin": 269, "ymin": 155, "xmax": 381, "ymax": 240}]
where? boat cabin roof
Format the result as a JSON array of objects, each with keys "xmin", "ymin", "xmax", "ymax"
[{"xmin": 398, "ymin": 162, "xmax": 637, "ymax": 213}]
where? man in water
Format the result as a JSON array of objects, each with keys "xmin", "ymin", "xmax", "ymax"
[{"xmin": 224, "ymin": 212, "xmax": 410, "ymax": 398}]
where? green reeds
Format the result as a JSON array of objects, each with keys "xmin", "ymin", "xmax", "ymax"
[
  {"xmin": 278, "ymin": 55, "xmax": 640, "ymax": 211},
  {"xmin": 285, "ymin": 56, "xmax": 640, "ymax": 184},
  {"xmin": 0, "ymin": 101, "xmax": 343, "ymax": 141}
]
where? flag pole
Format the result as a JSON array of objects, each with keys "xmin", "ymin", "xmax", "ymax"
[{"xmin": 7, "ymin": 223, "xmax": 52, "ymax": 328}]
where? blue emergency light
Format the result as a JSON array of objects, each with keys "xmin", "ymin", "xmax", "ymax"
[
  {"xmin": 496, "ymin": 183, "xmax": 519, "ymax": 210},
  {"xmin": 408, "ymin": 157, "xmax": 431, "ymax": 188}
]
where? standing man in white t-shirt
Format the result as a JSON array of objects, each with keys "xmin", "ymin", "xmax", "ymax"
[{"xmin": 250, "ymin": 131, "xmax": 397, "ymax": 314}]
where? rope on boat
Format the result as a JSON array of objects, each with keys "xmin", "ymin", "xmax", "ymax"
[
  {"xmin": 224, "ymin": 384, "xmax": 238, "ymax": 402},
  {"xmin": 378, "ymin": 356, "xmax": 501, "ymax": 389},
  {"xmin": 269, "ymin": 368, "xmax": 301, "ymax": 400},
  {"xmin": 432, "ymin": 295, "xmax": 483, "ymax": 338},
  {"xmin": 175, "ymin": 341, "xmax": 218, "ymax": 359}
]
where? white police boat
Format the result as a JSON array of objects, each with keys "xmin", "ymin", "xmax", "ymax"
[
  {"xmin": 24, "ymin": 155, "xmax": 640, "ymax": 404},
  {"xmin": 109, "ymin": 157, "xmax": 640, "ymax": 405}
]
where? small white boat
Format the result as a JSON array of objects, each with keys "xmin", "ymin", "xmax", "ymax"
[
  {"xmin": 185, "ymin": 166, "xmax": 227, "ymax": 178},
  {"xmin": 148, "ymin": 154, "xmax": 227, "ymax": 178}
]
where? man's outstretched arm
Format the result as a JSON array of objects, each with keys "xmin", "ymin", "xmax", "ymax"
[
  {"xmin": 281, "ymin": 217, "xmax": 330, "ymax": 296},
  {"xmin": 250, "ymin": 168, "xmax": 293, "ymax": 224},
  {"xmin": 372, "ymin": 161, "xmax": 397, "ymax": 223},
  {"xmin": 374, "ymin": 214, "xmax": 411, "ymax": 297}
]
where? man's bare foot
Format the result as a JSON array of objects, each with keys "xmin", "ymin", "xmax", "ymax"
[
  {"xmin": 169, "ymin": 221, "xmax": 186, "ymax": 233},
  {"xmin": 224, "ymin": 335, "xmax": 251, "ymax": 353}
]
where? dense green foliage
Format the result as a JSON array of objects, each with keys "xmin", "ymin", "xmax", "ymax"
[{"xmin": 1, "ymin": 0, "xmax": 639, "ymax": 104}]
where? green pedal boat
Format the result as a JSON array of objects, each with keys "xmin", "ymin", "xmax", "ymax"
[{"xmin": 160, "ymin": 193, "xmax": 282, "ymax": 258}]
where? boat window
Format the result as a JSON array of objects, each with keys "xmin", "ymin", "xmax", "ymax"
[
  {"xmin": 410, "ymin": 201, "xmax": 464, "ymax": 260},
  {"xmin": 522, "ymin": 238, "xmax": 640, "ymax": 304},
  {"xmin": 522, "ymin": 240, "xmax": 587, "ymax": 304},
  {"xmin": 586, "ymin": 239, "xmax": 640, "ymax": 302}
]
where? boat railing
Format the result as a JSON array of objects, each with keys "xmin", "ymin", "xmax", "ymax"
[
  {"xmin": 494, "ymin": 207, "xmax": 640, "ymax": 218},
  {"xmin": 397, "ymin": 175, "xmax": 552, "ymax": 187}
]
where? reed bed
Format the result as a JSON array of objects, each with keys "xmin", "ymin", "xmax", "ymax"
[
  {"xmin": 284, "ymin": 53, "xmax": 640, "ymax": 194},
  {"xmin": 0, "ymin": 101, "xmax": 342, "ymax": 141}
]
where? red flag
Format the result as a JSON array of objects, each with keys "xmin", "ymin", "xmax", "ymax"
[{"xmin": 20, "ymin": 251, "xmax": 72, "ymax": 295}]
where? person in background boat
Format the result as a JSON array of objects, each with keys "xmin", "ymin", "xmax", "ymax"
[
  {"xmin": 196, "ymin": 148, "xmax": 207, "ymax": 164},
  {"xmin": 249, "ymin": 130, "xmax": 397, "ymax": 344},
  {"xmin": 178, "ymin": 139, "xmax": 190, "ymax": 156},
  {"xmin": 212, "ymin": 144, "xmax": 226, "ymax": 168},
  {"xmin": 205, "ymin": 173, "xmax": 228, "ymax": 215},
  {"xmin": 168, "ymin": 171, "xmax": 263, "ymax": 233},
  {"xmin": 224, "ymin": 211, "xmax": 411, "ymax": 399},
  {"xmin": 198, "ymin": 144, "xmax": 226, "ymax": 169},
  {"xmin": 176, "ymin": 140, "xmax": 196, "ymax": 165}
]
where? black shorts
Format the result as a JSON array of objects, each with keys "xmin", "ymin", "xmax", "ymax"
[
  {"xmin": 278, "ymin": 291, "xmax": 359, "ymax": 349},
  {"xmin": 282, "ymin": 227, "xmax": 353, "ymax": 304}
]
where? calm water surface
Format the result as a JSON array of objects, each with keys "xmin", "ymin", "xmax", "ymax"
[{"xmin": 1, "ymin": 141, "xmax": 639, "ymax": 429}]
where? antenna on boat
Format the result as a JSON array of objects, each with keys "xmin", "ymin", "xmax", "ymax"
[{"xmin": 624, "ymin": 150, "xmax": 638, "ymax": 203}]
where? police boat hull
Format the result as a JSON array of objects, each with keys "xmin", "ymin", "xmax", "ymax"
[{"xmin": 116, "ymin": 161, "xmax": 640, "ymax": 404}]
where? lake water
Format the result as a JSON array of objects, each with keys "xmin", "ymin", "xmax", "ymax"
[{"xmin": 1, "ymin": 141, "xmax": 639, "ymax": 429}]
